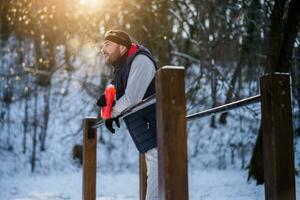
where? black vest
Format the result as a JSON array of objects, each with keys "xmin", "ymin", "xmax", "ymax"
[{"xmin": 113, "ymin": 45, "xmax": 157, "ymax": 153}]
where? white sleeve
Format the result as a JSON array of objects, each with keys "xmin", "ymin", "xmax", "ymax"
[{"xmin": 111, "ymin": 54, "xmax": 156, "ymax": 117}]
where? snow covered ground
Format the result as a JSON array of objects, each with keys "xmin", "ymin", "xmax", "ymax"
[{"xmin": 3, "ymin": 168, "xmax": 296, "ymax": 200}]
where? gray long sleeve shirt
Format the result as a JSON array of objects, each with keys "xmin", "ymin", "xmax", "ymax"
[{"xmin": 111, "ymin": 54, "xmax": 156, "ymax": 117}]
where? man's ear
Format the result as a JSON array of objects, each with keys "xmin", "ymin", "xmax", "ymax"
[{"xmin": 119, "ymin": 45, "xmax": 128, "ymax": 55}]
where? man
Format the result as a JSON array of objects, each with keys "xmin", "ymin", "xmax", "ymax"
[{"xmin": 97, "ymin": 30, "xmax": 158, "ymax": 200}]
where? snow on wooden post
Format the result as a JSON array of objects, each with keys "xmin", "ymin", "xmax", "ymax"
[
  {"xmin": 139, "ymin": 154, "xmax": 147, "ymax": 200},
  {"xmin": 260, "ymin": 73, "xmax": 296, "ymax": 200},
  {"xmin": 83, "ymin": 117, "xmax": 97, "ymax": 200},
  {"xmin": 156, "ymin": 66, "xmax": 189, "ymax": 200}
]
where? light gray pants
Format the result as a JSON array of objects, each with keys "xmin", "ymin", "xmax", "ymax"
[{"xmin": 145, "ymin": 147, "xmax": 159, "ymax": 200}]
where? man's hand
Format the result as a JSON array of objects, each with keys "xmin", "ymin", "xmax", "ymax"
[
  {"xmin": 96, "ymin": 95, "xmax": 106, "ymax": 107},
  {"xmin": 105, "ymin": 117, "xmax": 120, "ymax": 134}
]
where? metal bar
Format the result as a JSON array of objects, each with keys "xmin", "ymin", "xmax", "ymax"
[
  {"xmin": 186, "ymin": 95, "xmax": 261, "ymax": 121},
  {"xmin": 93, "ymin": 94, "xmax": 261, "ymax": 128},
  {"xmin": 92, "ymin": 94, "xmax": 156, "ymax": 129}
]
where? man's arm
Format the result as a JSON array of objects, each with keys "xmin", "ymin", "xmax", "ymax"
[{"xmin": 111, "ymin": 54, "xmax": 156, "ymax": 117}]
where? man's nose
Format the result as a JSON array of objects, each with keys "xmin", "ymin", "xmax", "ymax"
[{"xmin": 101, "ymin": 46, "xmax": 105, "ymax": 54}]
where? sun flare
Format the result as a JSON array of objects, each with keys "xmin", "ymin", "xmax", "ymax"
[
  {"xmin": 78, "ymin": 0, "xmax": 103, "ymax": 11},
  {"xmin": 79, "ymin": 0, "xmax": 87, "ymax": 5}
]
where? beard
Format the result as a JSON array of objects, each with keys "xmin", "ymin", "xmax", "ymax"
[
  {"xmin": 104, "ymin": 51, "xmax": 121, "ymax": 65},
  {"xmin": 104, "ymin": 50, "xmax": 127, "ymax": 66}
]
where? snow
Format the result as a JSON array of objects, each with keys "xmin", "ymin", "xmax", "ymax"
[
  {"xmin": 1, "ymin": 25, "xmax": 300, "ymax": 200},
  {"xmin": 0, "ymin": 170, "xmax": 138, "ymax": 200},
  {"xmin": 1, "ymin": 168, "xmax": 268, "ymax": 200}
]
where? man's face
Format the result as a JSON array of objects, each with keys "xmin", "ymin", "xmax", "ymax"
[{"xmin": 101, "ymin": 40, "xmax": 123, "ymax": 65}]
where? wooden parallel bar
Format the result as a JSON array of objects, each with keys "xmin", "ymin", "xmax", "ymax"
[
  {"xmin": 83, "ymin": 117, "xmax": 97, "ymax": 200},
  {"xmin": 139, "ymin": 154, "xmax": 147, "ymax": 200},
  {"xmin": 156, "ymin": 66, "xmax": 189, "ymax": 200},
  {"xmin": 260, "ymin": 73, "xmax": 296, "ymax": 200}
]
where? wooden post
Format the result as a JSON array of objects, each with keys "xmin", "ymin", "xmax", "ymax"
[
  {"xmin": 83, "ymin": 117, "xmax": 97, "ymax": 200},
  {"xmin": 260, "ymin": 73, "xmax": 296, "ymax": 200},
  {"xmin": 139, "ymin": 154, "xmax": 147, "ymax": 200},
  {"xmin": 156, "ymin": 66, "xmax": 188, "ymax": 200}
]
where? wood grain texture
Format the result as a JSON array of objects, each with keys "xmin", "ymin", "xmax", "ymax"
[
  {"xmin": 156, "ymin": 66, "xmax": 188, "ymax": 200},
  {"xmin": 260, "ymin": 74, "xmax": 295, "ymax": 200},
  {"xmin": 139, "ymin": 154, "xmax": 147, "ymax": 200},
  {"xmin": 83, "ymin": 117, "xmax": 97, "ymax": 200}
]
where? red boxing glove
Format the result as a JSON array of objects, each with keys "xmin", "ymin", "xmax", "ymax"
[{"xmin": 101, "ymin": 84, "xmax": 116, "ymax": 119}]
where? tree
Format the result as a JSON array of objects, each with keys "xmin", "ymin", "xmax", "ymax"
[{"xmin": 248, "ymin": 0, "xmax": 300, "ymax": 184}]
